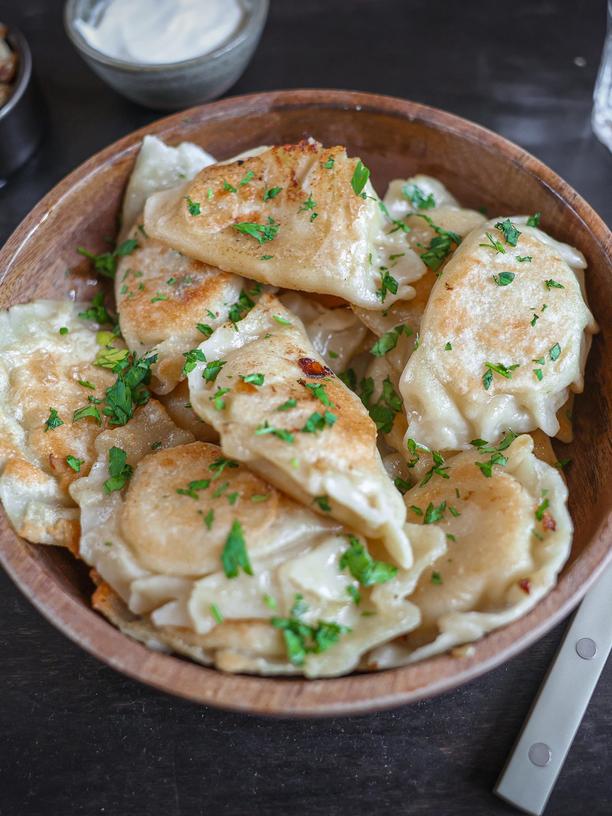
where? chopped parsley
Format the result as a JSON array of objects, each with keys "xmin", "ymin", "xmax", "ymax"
[
  {"xmin": 370, "ymin": 324, "xmax": 412, "ymax": 357},
  {"xmin": 526, "ymin": 212, "xmax": 541, "ymax": 227},
  {"xmin": 66, "ymin": 455, "xmax": 84, "ymax": 473},
  {"xmin": 221, "ymin": 519, "xmax": 253, "ymax": 578},
  {"xmin": 202, "ymin": 360, "xmax": 226, "ymax": 383},
  {"xmin": 535, "ymin": 497, "xmax": 550, "ymax": 521},
  {"xmin": 263, "ymin": 594, "xmax": 277, "ymax": 609},
  {"xmin": 482, "ymin": 361, "xmax": 520, "ymax": 390},
  {"xmin": 424, "ymin": 501, "xmax": 447, "ymax": 524},
  {"xmin": 302, "ymin": 382, "xmax": 333, "ymax": 406},
  {"xmin": 350, "ymin": 160, "xmax": 370, "ymax": 196},
  {"xmin": 77, "ymin": 238, "xmax": 138, "ymax": 280},
  {"xmin": 210, "ymin": 604, "xmax": 223, "ymax": 624},
  {"xmin": 339, "ymin": 534, "xmax": 397, "ymax": 586},
  {"xmin": 95, "ymin": 347, "xmax": 130, "ymax": 369},
  {"xmin": 431, "ymin": 571, "xmax": 443, "ymax": 585},
  {"xmin": 495, "ymin": 219, "xmax": 521, "ymax": 247},
  {"xmin": 545, "ymin": 279, "xmax": 564, "ymax": 289},
  {"xmin": 196, "ymin": 323, "xmax": 213, "ymax": 337},
  {"xmin": 475, "ymin": 451, "xmax": 508, "ymax": 478},
  {"xmin": 239, "ymin": 170, "xmax": 255, "ymax": 187},
  {"xmin": 232, "ymin": 217, "xmax": 279, "ymax": 245},
  {"xmin": 228, "ymin": 284, "xmax": 260, "ymax": 325},
  {"xmin": 298, "ymin": 194, "xmax": 317, "ymax": 220},
  {"xmin": 263, "ymin": 186, "xmax": 282, "ymax": 201},
  {"xmin": 101, "ymin": 353, "xmax": 156, "ymax": 427},
  {"xmin": 402, "ymin": 182, "xmax": 435, "ymax": 210},
  {"xmin": 44, "ymin": 408, "xmax": 64, "ymax": 432},
  {"xmin": 445, "ymin": 341, "xmax": 453, "ymax": 351},
  {"xmin": 470, "ymin": 430, "xmax": 517, "ymax": 477},
  {"xmin": 72, "ymin": 405, "xmax": 102, "ymax": 425},
  {"xmin": 209, "ymin": 457, "xmax": 239, "ymax": 480},
  {"xmin": 276, "ymin": 398, "xmax": 297, "ymax": 411},
  {"xmin": 79, "ymin": 292, "xmax": 113, "ymax": 324},
  {"xmin": 493, "ymin": 271, "xmax": 515, "ymax": 286},
  {"xmin": 322, "ymin": 157, "xmax": 335, "ymax": 170},
  {"xmin": 182, "ymin": 348, "xmax": 206, "ymax": 376},
  {"xmin": 394, "ymin": 476, "xmax": 412, "ymax": 494},
  {"xmin": 313, "ymin": 495, "xmax": 331, "ymax": 512},
  {"xmin": 185, "ymin": 196, "xmax": 201, "ymax": 216},
  {"xmin": 301, "ymin": 411, "xmax": 337, "ymax": 433},
  {"xmin": 241, "ymin": 372, "xmax": 265, "ymax": 386},
  {"xmin": 211, "ymin": 387, "xmax": 230, "ymax": 410},
  {"xmin": 272, "ymin": 314, "xmax": 292, "ymax": 326},
  {"xmin": 479, "ymin": 232, "xmax": 506, "ymax": 254},
  {"xmin": 223, "ymin": 180, "xmax": 237, "ymax": 193},
  {"xmin": 549, "ymin": 343, "xmax": 561, "ymax": 361},
  {"xmin": 413, "ymin": 214, "xmax": 462, "ymax": 271},
  {"xmin": 419, "ymin": 451, "xmax": 450, "ymax": 486},
  {"xmin": 255, "ymin": 421, "xmax": 294, "ymax": 443},
  {"xmin": 377, "ymin": 267, "xmax": 398, "ymax": 302},
  {"xmin": 272, "ymin": 611, "xmax": 350, "ymax": 667},
  {"xmin": 176, "ymin": 479, "xmax": 210, "ymax": 499},
  {"xmin": 103, "ymin": 446, "xmax": 133, "ymax": 493},
  {"xmin": 533, "ymin": 368, "xmax": 544, "ymax": 381},
  {"xmin": 363, "ymin": 377, "xmax": 402, "ymax": 434},
  {"xmin": 517, "ymin": 255, "xmax": 532, "ymax": 263}
]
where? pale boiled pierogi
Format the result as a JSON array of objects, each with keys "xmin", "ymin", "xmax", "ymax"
[{"xmin": 120, "ymin": 134, "xmax": 216, "ymax": 239}]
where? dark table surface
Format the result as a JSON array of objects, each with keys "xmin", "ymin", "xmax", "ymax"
[{"xmin": 0, "ymin": 1, "xmax": 611, "ymax": 814}]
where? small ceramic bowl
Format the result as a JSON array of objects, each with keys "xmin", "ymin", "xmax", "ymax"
[
  {"xmin": 64, "ymin": 0, "xmax": 269, "ymax": 110},
  {"xmin": 0, "ymin": 26, "xmax": 43, "ymax": 179}
]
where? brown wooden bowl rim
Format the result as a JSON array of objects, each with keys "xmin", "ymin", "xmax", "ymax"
[{"xmin": 1, "ymin": 89, "xmax": 611, "ymax": 717}]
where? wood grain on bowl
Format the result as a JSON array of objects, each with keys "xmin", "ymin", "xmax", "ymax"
[{"xmin": 0, "ymin": 90, "xmax": 610, "ymax": 716}]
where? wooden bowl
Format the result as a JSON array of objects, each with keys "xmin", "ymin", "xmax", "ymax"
[{"xmin": 0, "ymin": 90, "xmax": 610, "ymax": 716}]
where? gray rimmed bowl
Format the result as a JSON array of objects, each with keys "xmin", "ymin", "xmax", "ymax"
[
  {"xmin": 0, "ymin": 26, "xmax": 43, "ymax": 179},
  {"xmin": 64, "ymin": 0, "xmax": 269, "ymax": 110}
]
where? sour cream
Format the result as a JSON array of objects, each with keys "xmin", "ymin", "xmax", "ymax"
[{"xmin": 75, "ymin": 0, "xmax": 244, "ymax": 64}]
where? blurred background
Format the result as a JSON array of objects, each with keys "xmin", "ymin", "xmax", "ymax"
[{"xmin": 0, "ymin": 2, "xmax": 610, "ymax": 815}]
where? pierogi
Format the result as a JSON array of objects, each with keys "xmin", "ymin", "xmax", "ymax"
[
  {"xmin": 144, "ymin": 141, "xmax": 428, "ymax": 310},
  {"xmin": 0, "ymin": 300, "xmax": 117, "ymax": 550},
  {"xmin": 115, "ymin": 219, "xmax": 244, "ymax": 394},
  {"xmin": 368, "ymin": 434, "xmax": 572, "ymax": 667},
  {"xmin": 399, "ymin": 218, "xmax": 597, "ymax": 451},
  {"xmin": 186, "ymin": 293, "xmax": 413, "ymax": 568},
  {"xmin": 120, "ymin": 134, "xmax": 216, "ymax": 239},
  {"xmin": 69, "ymin": 401, "xmax": 443, "ymax": 676}
]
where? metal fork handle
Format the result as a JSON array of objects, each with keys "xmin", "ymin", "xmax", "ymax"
[{"xmin": 495, "ymin": 560, "xmax": 612, "ymax": 815}]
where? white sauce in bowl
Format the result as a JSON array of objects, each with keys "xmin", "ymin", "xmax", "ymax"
[{"xmin": 75, "ymin": 0, "xmax": 244, "ymax": 64}]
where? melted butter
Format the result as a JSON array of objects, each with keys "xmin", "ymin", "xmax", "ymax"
[{"xmin": 76, "ymin": 0, "xmax": 243, "ymax": 64}]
